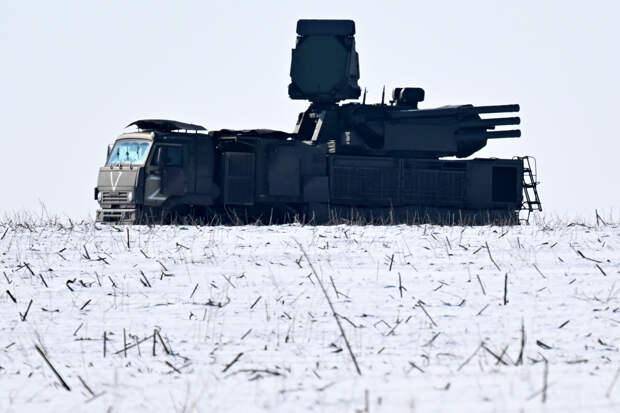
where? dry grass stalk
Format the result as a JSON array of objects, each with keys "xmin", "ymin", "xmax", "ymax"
[
  {"xmin": 296, "ymin": 239, "xmax": 362, "ymax": 376},
  {"xmin": 35, "ymin": 344, "xmax": 71, "ymax": 391}
]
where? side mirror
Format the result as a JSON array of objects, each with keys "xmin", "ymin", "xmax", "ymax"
[{"xmin": 107, "ymin": 144, "xmax": 113, "ymax": 159}]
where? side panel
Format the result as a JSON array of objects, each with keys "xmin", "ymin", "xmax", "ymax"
[
  {"xmin": 301, "ymin": 144, "xmax": 328, "ymax": 202},
  {"xmin": 465, "ymin": 159, "xmax": 523, "ymax": 210},
  {"xmin": 401, "ymin": 160, "xmax": 466, "ymax": 207},
  {"xmin": 328, "ymin": 155, "xmax": 522, "ymax": 211},
  {"xmin": 267, "ymin": 146, "xmax": 301, "ymax": 197},
  {"xmin": 329, "ymin": 156, "xmax": 399, "ymax": 205},
  {"xmin": 255, "ymin": 140, "xmax": 327, "ymax": 204},
  {"xmin": 221, "ymin": 152, "xmax": 255, "ymax": 205},
  {"xmin": 195, "ymin": 139, "xmax": 216, "ymax": 194}
]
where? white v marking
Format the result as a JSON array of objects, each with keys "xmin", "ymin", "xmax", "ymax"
[{"xmin": 110, "ymin": 171, "xmax": 123, "ymax": 191}]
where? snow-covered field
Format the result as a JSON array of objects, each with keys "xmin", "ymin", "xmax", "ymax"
[{"xmin": 1, "ymin": 218, "xmax": 619, "ymax": 412}]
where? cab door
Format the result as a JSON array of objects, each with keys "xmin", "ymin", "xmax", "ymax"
[
  {"xmin": 143, "ymin": 144, "xmax": 185, "ymax": 207},
  {"xmin": 157, "ymin": 145, "xmax": 185, "ymax": 195}
]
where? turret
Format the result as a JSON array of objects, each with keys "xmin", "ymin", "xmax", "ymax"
[{"xmin": 289, "ymin": 19, "xmax": 521, "ymax": 159}]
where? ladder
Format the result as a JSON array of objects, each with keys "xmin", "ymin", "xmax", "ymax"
[{"xmin": 517, "ymin": 156, "xmax": 542, "ymax": 223}]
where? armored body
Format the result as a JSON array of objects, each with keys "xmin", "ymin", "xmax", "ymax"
[{"xmin": 95, "ymin": 19, "xmax": 541, "ymax": 225}]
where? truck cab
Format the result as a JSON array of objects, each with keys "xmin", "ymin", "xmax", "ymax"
[{"xmin": 95, "ymin": 119, "xmax": 218, "ymax": 224}]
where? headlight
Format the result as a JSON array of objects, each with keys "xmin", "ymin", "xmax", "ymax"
[
  {"xmin": 127, "ymin": 191, "xmax": 133, "ymax": 202},
  {"xmin": 97, "ymin": 191, "xmax": 102, "ymax": 202}
]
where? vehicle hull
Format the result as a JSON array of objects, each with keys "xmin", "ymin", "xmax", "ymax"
[{"xmin": 96, "ymin": 136, "xmax": 525, "ymax": 225}]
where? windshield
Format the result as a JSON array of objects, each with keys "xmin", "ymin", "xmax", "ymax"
[{"xmin": 107, "ymin": 139, "xmax": 151, "ymax": 166}]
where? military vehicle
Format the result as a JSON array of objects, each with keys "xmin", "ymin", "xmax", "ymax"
[{"xmin": 95, "ymin": 19, "xmax": 541, "ymax": 225}]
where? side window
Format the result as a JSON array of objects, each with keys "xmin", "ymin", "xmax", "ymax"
[
  {"xmin": 164, "ymin": 146, "xmax": 183, "ymax": 167},
  {"xmin": 151, "ymin": 146, "xmax": 183, "ymax": 167}
]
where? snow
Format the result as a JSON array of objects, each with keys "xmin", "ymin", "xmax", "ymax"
[{"xmin": 1, "ymin": 220, "xmax": 619, "ymax": 412}]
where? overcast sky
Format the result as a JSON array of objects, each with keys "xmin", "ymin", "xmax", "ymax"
[{"xmin": 1, "ymin": 1, "xmax": 618, "ymax": 220}]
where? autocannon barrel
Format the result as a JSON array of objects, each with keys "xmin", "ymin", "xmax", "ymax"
[
  {"xmin": 470, "ymin": 104, "xmax": 520, "ymax": 114},
  {"xmin": 485, "ymin": 130, "xmax": 521, "ymax": 139},
  {"xmin": 387, "ymin": 103, "xmax": 519, "ymax": 120},
  {"xmin": 460, "ymin": 116, "xmax": 521, "ymax": 128},
  {"xmin": 456, "ymin": 129, "xmax": 521, "ymax": 139}
]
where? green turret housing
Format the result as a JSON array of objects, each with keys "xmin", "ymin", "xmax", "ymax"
[
  {"xmin": 94, "ymin": 19, "xmax": 541, "ymax": 225},
  {"xmin": 289, "ymin": 20, "xmax": 521, "ymax": 158}
]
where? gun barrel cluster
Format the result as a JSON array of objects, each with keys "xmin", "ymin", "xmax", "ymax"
[{"xmin": 470, "ymin": 104, "xmax": 521, "ymax": 139}]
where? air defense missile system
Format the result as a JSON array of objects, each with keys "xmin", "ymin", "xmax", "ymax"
[{"xmin": 95, "ymin": 19, "xmax": 541, "ymax": 225}]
